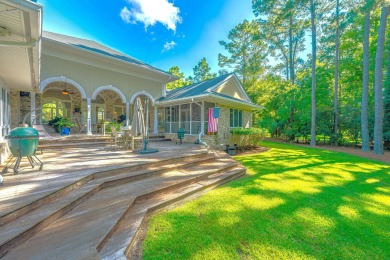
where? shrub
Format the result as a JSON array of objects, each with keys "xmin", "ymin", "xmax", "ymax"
[
  {"xmin": 55, "ymin": 118, "xmax": 76, "ymax": 128},
  {"xmin": 230, "ymin": 127, "xmax": 268, "ymax": 149},
  {"xmin": 106, "ymin": 122, "xmax": 122, "ymax": 133}
]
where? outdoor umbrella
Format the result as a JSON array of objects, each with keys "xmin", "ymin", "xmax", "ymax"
[{"xmin": 131, "ymin": 97, "xmax": 146, "ymax": 136}]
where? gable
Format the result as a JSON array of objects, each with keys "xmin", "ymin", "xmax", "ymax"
[{"xmin": 214, "ymin": 78, "xmax": 246, "ymax": 101}]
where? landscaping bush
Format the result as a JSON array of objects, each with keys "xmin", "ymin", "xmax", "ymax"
[
  {"xmin": 106, "ymin": 122, "xmax": 122, "ymax": 133},
  {"xmin": 229, "ymin": 127, "xmax": 267, "ymax": 149},
  {"xmin": 47, "ymin": 116, "xmax": 62, "ymax": 132}
]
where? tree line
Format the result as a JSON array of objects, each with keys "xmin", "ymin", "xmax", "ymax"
[{"xmin": 166, "ymin": 0, "xmax": 390, "ymax": 155}]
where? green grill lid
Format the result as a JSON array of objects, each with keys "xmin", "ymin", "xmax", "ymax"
[{"xmin": 6, "ymin": 127, "xmax": 39, "ymax": 139}]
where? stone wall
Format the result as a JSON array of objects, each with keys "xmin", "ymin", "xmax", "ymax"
[{"xmin": 10, "ymin": 91, "xmax": 20, "ymax": 129}]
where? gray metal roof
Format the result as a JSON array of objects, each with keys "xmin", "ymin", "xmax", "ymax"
[
  {"xmin": 158, "ymin": 73, "xmax": 261, "ymax": 109},
  {"xmin": 159, "ymin": 73, "xmax": 234, "ymax": 101},
  {"xmin": 42, "ymin": 31, "xmax": 172, "ymax": 76}
]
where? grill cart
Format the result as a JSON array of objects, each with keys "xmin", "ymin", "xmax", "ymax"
[{"xmin": 2, "ymin": 127, "xmax": 43, "ymax": 175}]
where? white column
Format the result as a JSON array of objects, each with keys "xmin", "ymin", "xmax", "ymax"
[
  {"xmin": 30, "ymin": 92, "xmax": 36, "ymax": 125},
  {"xmin": 87, "ymin": 98, "xmax": 92, "ymax": 135},
  {"xmin": 190, "ymin": 103, "xmax": 192, "ymax": 134},
  {"xmin": 201, "ymin": 101, "xmax": 205, "ymax": 134},
  {"xmin": 179, "ymin": 104, "xmax": 181, "ymax": 129},
  {"xmin": 153, "ymin": 106, "xmax": 158, "ymax": 134},
  {"xmin": 169, "ymin": 106, "xmax": 172, "ymax": 133},
  {"xmin": 126, "ymin": 102, "xmax": 130, "ymax": 126}
]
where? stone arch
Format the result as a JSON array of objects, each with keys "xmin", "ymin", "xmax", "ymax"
[
  {"xmin": 40, "ymin": 76, "xmax": 87, "ymax": 99},
  {"xmin": 129, "ymin": 91, "xmax": 155, "ymax": 106},
  {"xmin": 91, "ymin": 85, "xmax": 126, "ymax": 103}
]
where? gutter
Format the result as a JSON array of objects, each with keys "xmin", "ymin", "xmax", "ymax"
[
  {"xmin": 0, "ymin": 40, "xmax": 37, "ymax": 47},
  {"xmin": 208, "ymin": 93, "xmax": 264, "ymax": 110},
  {"xmin": 155, "ymin": 94, "xmax": 209, "ymax": 106}
]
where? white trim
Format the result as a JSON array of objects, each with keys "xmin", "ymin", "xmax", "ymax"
[
  {"xmin": 91, "ymin": 85, "xmax": 127, "ymax": 103},
  {"xmin": 129, "ymin": 91, "xmax": 155, "ymax": 106},
  {"xmin": 40, "ymin": 76, "xmax": 87, "ymax": 99}
]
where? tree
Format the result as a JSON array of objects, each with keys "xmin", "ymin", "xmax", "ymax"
[
  {"xmin": 361, "ymin": 0, "xmax": 373, "ymax": 151},
  {"xmin": 218, "ymin": 69, "xmax": 229, "ymax": 76},
  {"xmin": 218, "ymin": 19, "xmax": 267, "ymax": 88},
  {"xmin": 166, "ymin": 66, "xmax": 191, "ymax": 90},
  {"xmin": 373, "ymin": 4, "xmax": 390, "ymax": 155},
  {"xmin": 310, "ymin": 0, "xmax": 317, "ymax": 146},
  {"xmin": 252, "ymin": 0, "xmax": 307, "ymax": 83},
  {"xmin": 193, "ymin": 57, "xmax": 216, "ymax": 83},
  {"xmin": 333, "ymin": 0, "xmax": 340, "ymax": 145}
]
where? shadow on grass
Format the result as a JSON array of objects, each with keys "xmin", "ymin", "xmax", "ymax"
[{"xmin": 142, "ymin": 142, "xmax": 390, "ymax": 259}]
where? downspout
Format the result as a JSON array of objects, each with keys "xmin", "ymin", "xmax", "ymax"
[{"xmin": 197, "ymin": 132, "xmax": 208, "ymax": 148}]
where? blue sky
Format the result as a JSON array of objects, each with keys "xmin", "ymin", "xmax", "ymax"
[{"xmin": 37, "ymin": 0, "xmax": 255, "ymax": 77}]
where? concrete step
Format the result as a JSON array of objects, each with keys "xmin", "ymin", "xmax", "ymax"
[{"xmin": 0, "ymin": 152, "xmax": 212, "ymax": 258}]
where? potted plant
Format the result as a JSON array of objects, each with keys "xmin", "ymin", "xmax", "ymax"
[
  {"xmin": 73, "ymin": 106, "xmax": 81, "ymax": 113},
  {"xmin": 55, "ymin": 118, "xmax": 76, "ymax": 135}
]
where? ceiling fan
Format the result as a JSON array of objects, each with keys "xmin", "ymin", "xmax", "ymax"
[{"xmin": 61, "ymin": 84, "xmax": 75, "ymax": 95}]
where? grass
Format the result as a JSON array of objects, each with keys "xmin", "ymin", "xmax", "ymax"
[{"xmin": 142, "ymin": 141, "xmax": 390, "ymax": 259}]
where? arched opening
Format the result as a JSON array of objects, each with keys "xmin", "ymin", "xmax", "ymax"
[
  {"xmin": 91, "ymin": 90, "xmax": 126, "ymax": 133},
  {"xmin": 41, "ymin": 81, "xmax": 83, "ymax": 133}
]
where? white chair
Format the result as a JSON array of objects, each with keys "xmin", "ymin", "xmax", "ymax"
[{"xmin": 111, "ymin": 127, "xmax": 124, "ymax": 148}]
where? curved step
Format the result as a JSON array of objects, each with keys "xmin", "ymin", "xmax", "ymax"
[
  {"xmin": 0, "ymin": 152, "xmax": 212, "ymax": 258},
  {"xmin": 0, "ymin": 150, "xmax": 210, "ymax": 226},
  {"xmin": 100, "ymin": 166, "xmax": 246, "ymax": 259}
]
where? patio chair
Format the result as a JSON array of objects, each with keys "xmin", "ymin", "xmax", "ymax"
[{"xmin": 111, "ymin": 127, "xmax": 125, "ymax": 148}]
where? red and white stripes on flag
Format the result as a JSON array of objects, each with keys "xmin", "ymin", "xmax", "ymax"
[{"xmin": 208, "ymin": 108, "xmax": 218, "ymax": 133}]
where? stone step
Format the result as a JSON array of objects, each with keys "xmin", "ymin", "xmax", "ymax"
[
  {"xmin": 0, "ymin": 152, "xmax": 213, "ymax": 258},
  {"xmin": 100, "ymin": 166, "xmax": 246, "ymax": 259},
  {"xmin": 2, "ymin": 157, "xmax": 242, "ymax": 259}
]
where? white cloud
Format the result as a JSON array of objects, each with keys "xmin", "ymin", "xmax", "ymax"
[
  {"xmin": 162, "ymin": 41, "xmax": 176, "ymax": 52},
  {"xmin": 120, "ymin": 6, "xmax": 132, "ymax": 23},
  {"xmin": 120, "ymin": 0, "xmax": 182, "ymax": 32}
]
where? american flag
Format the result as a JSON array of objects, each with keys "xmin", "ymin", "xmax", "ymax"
[{"xmin": 208, "ymin": 108, "xmax": 218, "ymax": 133}]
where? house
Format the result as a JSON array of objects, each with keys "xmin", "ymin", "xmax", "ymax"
[
  {"xmin": 0, "ymin": 0, "xmax": 262, "ymax": 162},
  {"xmin": 157, "ymin": 73, "xmax": 263, "ymax": 145}
]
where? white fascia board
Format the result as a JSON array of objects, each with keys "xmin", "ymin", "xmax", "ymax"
[
  {"xmin": 155, "ymin": 94, "xmax": 209, "ymax": 106},
  {"xmin": 208, "ymin": 74, "xmax": 252, "ymax": 103},
  {"xmin": 6, "ymin": 0, "xmax": 42, "ymax": 11},
  {"xmin": 208, "ymin": 93, "xmax": 264, "ymax": 110},
  {"xmin": 231, "ymin": 74, "xmax": 252, "ymax": 102},
  {"xmin": 42, "ymin": 37, "xmax": 177, "ymax": 83},
  {"xmin": 206, "ymin": 74, "xmax": 234, "ymax": 92}
]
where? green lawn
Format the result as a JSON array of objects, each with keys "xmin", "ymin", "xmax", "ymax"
[{"xmin": 142, "ymin": 141, "xmax": 390, "ymax": 259}]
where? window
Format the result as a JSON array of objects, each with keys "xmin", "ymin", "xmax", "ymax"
[
  {"xmin": 230, "ymin": 109, "xmax": 243, "ymax": 128},
  {"xmin": 97, "ymin": 107, "xmax": 105, "ymax": 121}
]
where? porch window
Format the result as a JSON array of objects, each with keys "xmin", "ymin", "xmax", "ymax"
[
  {"xmin": 97, "ymin": 107, "xmax": 105, "ymax": 121},
  {"xmin": 42, "ymin": 100, "xmax": 70, "ymax": 123},
  {"xmin": 180, "ymin": 104, "xmax": 190, "ymax": 133},
  {"xmin": 191, "ymin": 103, "xmax": 201, "ymax": 134},
  {"xmin": 230, "ymin": 109, "xmax": 243, "ymax": 128}
]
